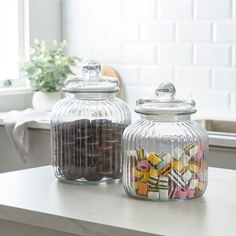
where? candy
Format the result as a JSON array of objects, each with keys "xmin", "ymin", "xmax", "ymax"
[
  {"xmin": 159, "ymin": 189, "xmax": 169, "ymax": 200},
  {"xmin": 173, "ymin": 160, "xmax": 184, "ymax": 172},
  {"xmin": 141, "ymin": 172, "xmax": 149, "ymax": 182},
  {"xmin": 198, "ymin": 160, "xmax": 207, "ymax": 173},
  {"xmin": 149, "ymin": 167, "xmax": 160, "ymax": 179},
  {"xmin": 131, "ymin": 181, "xmax": 139, "ymax": 190},
  {"xmin": 148, "ymin": 191, "xmax": 160, "ymax": 200},
  {"xmin": 184, "ymin": 144, "xmax": 198, "ymax": 157},
  {"xmin": 192, "ymin": 149, "xmax": 203, "ymax": 162},
  {"xmin": 147, "ymin": 177, "xmax": 158, "ymax": 187},
  {"xmin": 188, "ymin": 164, "xmax": 199, "ymax": 174},
  {"xmin": 180, "ymin": 153, "xmax": 191, "ymax": 166},
  {"xmin": 189, "ymin": 179, "xmax": 199, "ymax": 189},
  {"xmin": 182, "ymin": 170, "xmax": 192, "ymax": 184},
  {"xmin": 138, "ymin": 182, "xmax": 148, "ymax": 196},
  {"xmin": 158, "ymin": 176, "xmax": 169, "ymax": 189},
  {"xmin": 133, "ymin": 167, "xmax": 144, "ymax": 179},
  {"xmin": 175, "ymin": 189, "xmax": 188, "ymax": 199},
  {"xmin": 173, "ymin": 147, "xmax": 184, "ymax": 160},
  {"xmin": 196, "ymin": 172, "xmax": 205, "ymax": 182},
  {"xmin": 156, "ymin": 160, "xmax": 166, "ymax": 170},
  {"xmin": 137, "ymin": 160, "xmax": 150, "ymax": 172},
  {"xmin": 199, "ymin": 143, "xmax": 206, "ymax": 152},
  {"xmin": 147, "ymin": 152, "xmax": 162, "ymax": 166},
  {"xmin": 137, "ymin": 148, "xmax": 145, "ymax": 160},
  {"xmin": 196, "ymin": 181, "xmax": 205, "ymax": 191},
  {"xmin": 187, "ymin": 189, "xmax": 195, "ymax": 198},
  {"xmin": 161, "ymin": 152, "xmax": 172, "ymax": 163},
  {"xmin": 169, "ymin": 187, "xmax": 178, "ymax": 199},
  {"xmin": 168, "ymin": 169, "xmax": 186, "ymax": 188},
  {"xmin": 127, "ymin": 146, "xmax": 206, "ymax": 201},
  {"xmin": 160, "ymin": 163, "xmax": 172, "ymax": 176}
]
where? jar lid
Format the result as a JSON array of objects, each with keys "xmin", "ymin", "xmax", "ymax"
[
  {"xmin": 63, "ymin": 60, "xmax": 120, "ymax": 93},
  {"xmin": 135, "ymin": 82, "xmax": 196, "ymax": 115}
]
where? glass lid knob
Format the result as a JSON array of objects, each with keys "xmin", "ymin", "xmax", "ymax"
[
  {"xmin": 155, "ymin": 82, "xmax": 176, "ymax": 102},
  {"xmin": 82, "ymin": 60, "xmax": 101, "ymax": 79}
]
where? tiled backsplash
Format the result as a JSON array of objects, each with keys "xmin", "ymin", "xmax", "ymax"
[{"xmin": 62, "ymin": 0, "xmax": 236, "ymax": 113}]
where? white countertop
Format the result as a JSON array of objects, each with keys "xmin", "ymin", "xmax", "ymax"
[{"xmin": 0, "ymin": 166, "xmax": 235, "ymax": 236}]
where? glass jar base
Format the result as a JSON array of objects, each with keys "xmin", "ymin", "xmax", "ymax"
[
  {"xmin": 125, "ymin": 190, "xmax": 206, "ymax": 202},
  {"xmin": 57, "ymin": 176, "xmax": 121, "ymax": 185}
]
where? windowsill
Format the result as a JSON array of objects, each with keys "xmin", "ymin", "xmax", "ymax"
[
  {"xmin": 0, "ymin": 111, "xmax": 50, "ymax": 130},
  {"xmin": 0, "ymin": 87, "xmax": 32, "ymax": 95}
]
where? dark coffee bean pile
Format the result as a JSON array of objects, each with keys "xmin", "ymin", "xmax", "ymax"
[{"xmin": 53, "ymin": 119, "xmax": 126, "ymax": 181}]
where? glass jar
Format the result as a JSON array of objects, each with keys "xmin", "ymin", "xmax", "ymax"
[
  {"xmin": 51, "ymin": 60, "xmax": 131, "ymax": 184},
  {"xmin": 122, "ymin": 82, "xmax": 208, "ymax": 200}
]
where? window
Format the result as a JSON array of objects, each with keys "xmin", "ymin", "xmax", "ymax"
[{"xmin": 0, "ymin": 0, "xmax": 27, "ymax": 88}]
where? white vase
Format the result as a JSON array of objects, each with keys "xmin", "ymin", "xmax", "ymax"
[{"xmin": 32, "ymin": 91, "xmax": 61, "ymax": 112}]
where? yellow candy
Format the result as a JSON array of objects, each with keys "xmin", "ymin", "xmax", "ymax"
[
  {"xmin": 188, "ymin": 164, "xmax": 199, "ymax": 174},
  {"xmin": 141, "ymin": 172, "xmax": 149, "ymax": 182},
  {"xmin": 149, "ymin": 167, "xmax": 160, "ymax": 178},
  {"xmin": 196, "ymin": 181, "xmax": 204, "ymax": 191},
  {"xmin": 136, "ymin": 148, "xmax": 145, "ymax": 160},
  {"xmin": 148, "ymin": 177, "xmax": 158, "ymax": 185},
  {"xmin": 147, "ymin": 152, "xmax": 162, "ymax": 166},
  {"xmin": 173, "ymin": 160, "xmax": 184, "ymax": 172},
  {"xmin": 131, "ymin": 181, "xmax": 139, "ymax": 190},
  {"xmin": 184, "ymin": 144, "xmax": 195, "ymax": 155},
  {"xmin": 132, "ymin": 167, "xmax": 144, "ymax": 179}
]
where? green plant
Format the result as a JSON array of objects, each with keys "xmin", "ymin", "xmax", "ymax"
[{"xmin": 23, "ymin": 39, "xmax": 79, "ymax": 92}]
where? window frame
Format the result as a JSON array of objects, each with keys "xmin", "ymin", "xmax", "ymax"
[{"xmin": 0, "ymin": 0, "xmax": 30, "ymax": 90}]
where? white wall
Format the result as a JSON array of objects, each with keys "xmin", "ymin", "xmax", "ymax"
[
  {"xmin": 62, "ymin": 0, "xmax": 236, "ymax": 114},
  {"xmin": 28, "ymin": 0, "xmax": 61, "ymax": 45}
]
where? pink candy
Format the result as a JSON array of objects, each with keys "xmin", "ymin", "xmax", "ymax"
[
  {"xmin": 174, "ymin": 189, "xmax": 195, "ymax": 199},
  {"xmin": 175, "ymin": 189, "xmax": 188, "ymax": 199},
  {"xmin": 196, "ymin": 172, "xmax": 205, "ymax": 182},
  {"xmin": 192, "ymin": 149, "xmax": 203, "ymax": 162},
  {"xmin": 137, "ymin": 160, "xmax": 150, "ymax": 172},
  {"xmin": 199, "ymin": 143, "xmax": 205, "ymax": 152},
  {"xmin": 187, "ymin": 189, "xmax": 195, "ymax": 198}
]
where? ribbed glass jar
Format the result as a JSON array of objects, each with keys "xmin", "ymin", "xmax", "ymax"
[
  {"xmin": 51, "ymin": 61, "xmax": 131, "ymax": 184},
  {"xmin": 122, "ymin": 83, "xmax": 208, "ymax": 200}
]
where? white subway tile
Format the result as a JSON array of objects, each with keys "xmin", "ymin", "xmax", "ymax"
[
  {"xmin": 125, "ymin": 86, "xmax": 155, "ymax": 104},
  {"xmin": 214, "ymin": 22, "xmax": 236, "ymax": 42},
  {"xmin": 194, "ymin": 45, "xmax": 231, "ymax": 66},
  {"xmin": 140, "ymin": 66, "xmax": 174, "ymax": 86},
  {"xmin": 108, "ymin": 23, "xmax": 139, "ymax": 41},
  {"xmin": 213, "ymin": 69, "xmax": 236, "ymax": 90},
  {"xmin": 62, "ymin": 0, "xmax": 122, "ymax": 22},
  {"xmin": 176, "ymin": 21, "xmax": 211, "ymax": 42},
  {"xmin": 176, "ymin": 90, "xmax": 193, "ymax": 100},
  {"xmin": 195, "ymin": 0, "xmax": 231, "ymax": 19},
  {"xmin": 91, "ymin": 43, "xmax": 122, "ymax": 64},
  {"xmin": 233, "ymin": 0, "xmax": 236, "ymax": 19},
  {"xmin": 193, "ymin": 90, "xmax": 230, "ymax": 112},
  {"xmin": 141, "ymin": 22, "xmax": 175, "ymax": 42},
  {"xmin": 230, "ymin": 92, "xmax": 236, "ymax": 111},
  {"xmin": 158, "ymin": 44, "xmax": 192, "ymax": 65},
  {"xmin": 124, "ymin": 43, "xmax": 156, "ymax": 64},
  {"xmin": 65, "ymin": 42, "xmax": 92, "ymax": 59},
  {"xmin": 124, "ymin": 0, "xmax": 156, "ymax": 20},
  {"xmin": 158, "ymin": 0, "xmax": 192, "ymax": 19},
  {"xmin": 175, "ymin": 67, "xmax": 211, "ymax": 90},
  {"xmin": 232, "ymin": 46, "xmax": 236, "ymax": 66},
  {"xmin": 114, "ymin": 65, "xmax": 139, "ymax": 86},
  {"xmin": 63, "ymin": 21, "xmax": 108, "ymax": 41}
]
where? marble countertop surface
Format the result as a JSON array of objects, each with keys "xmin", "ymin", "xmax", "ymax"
[{"xmin": 0, "ymin": 166, "xmax": 235, "ymax": 236}]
